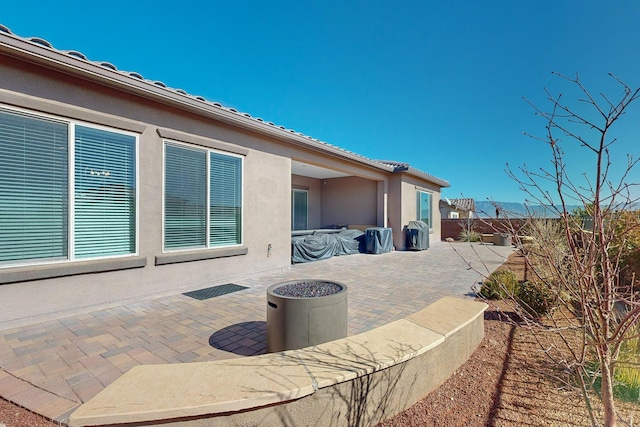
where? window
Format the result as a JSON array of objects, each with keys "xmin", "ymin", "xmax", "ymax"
[
  {"xmin": 164, "ymin": 142, "xmax": 242, "ymax": 251},
  {"xmin": 74, "ymin": 126, "xmax": 137, "ymax": 258},
  {"xmin": 0, "ymin": 107, "xmax": 138, "ymax": 266},
  {"xmin": 450, "ymin": 211, "xmax": 459, "ymax": 219},
  {"xmin": 291, "ymin": 189, "xmax": 308, "ymax": 231},
  {"xmin": 417, "ymin": 190, "xmax": 432, "ymax": 228}
]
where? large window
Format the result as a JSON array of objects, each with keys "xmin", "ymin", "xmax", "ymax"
[
  {"xmin": 74, "ymin": 125, "xmax": 137, "ymax": 258},
  {"xmin": 291, "ymin": 189, "xmax": 308, "ymax": 231},
  {"xmin": 0, "ymin": 107, "xmax": 138, "ymax": 266},
  {"xmin": 417, "ymin": 190, "xmax": 432, "ymax": 228},
  {"xmin": 164, "ymin": 142, "xmax": 243, "ymax": 250}
]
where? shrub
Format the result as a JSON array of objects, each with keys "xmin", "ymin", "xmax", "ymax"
[
  {"xmin": 459, "ymin": 229, "xmax": 482, "ymax": 242},
  {"xmin": 479, "ymin": 269, "xmax": 518, "ymax": 300},
  {"xmin": 588, "ymin": 360, "xmax": 640, "ymax": 403},
  {"xmin": 516, "ymin": 280, "xmax": 557, "ymax": 317},
  {"xmin": 614, "ymin": 323, "xmax": 640, "ymax": 402}
]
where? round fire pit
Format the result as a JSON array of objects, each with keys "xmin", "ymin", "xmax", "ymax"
[
  {"xmin": 266, "ymin": 280, "xmax": 348, "ymax": 353},
  {"xmin": 493, "ymin": 232, "xmax": 511, "ymax": 246}
]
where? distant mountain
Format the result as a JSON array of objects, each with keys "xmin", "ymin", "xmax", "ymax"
[{"xmin": 474, "ymin": 201, "xmax": 581, "ymax": 218}]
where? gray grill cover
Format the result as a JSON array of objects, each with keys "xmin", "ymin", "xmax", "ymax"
[
  {"xmin": 406, "ymin": 221, "xmax": 429, "ymax": 250},
  {"xmin": 365, "ymin": 227, "xmax": 393, "ymax": 254},
  {"xmin": 291, "ymin": 229, "xmax": 364, "ymax": 263}
]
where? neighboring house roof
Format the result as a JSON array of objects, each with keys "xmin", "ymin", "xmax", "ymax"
[
  {"xmin": 441, "ymin": 198, "xmax": 475, "ymax": 212},
  {"xmin": 0, "ymin": 24, "xmax": 449, "ymax": 188}
]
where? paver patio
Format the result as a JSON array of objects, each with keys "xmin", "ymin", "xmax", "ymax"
[{"xmin": 0, "ymin": 242, "xmax": 514, "ymax": 424}]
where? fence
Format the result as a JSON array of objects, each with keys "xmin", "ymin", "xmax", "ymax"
[{"xmin": 441, "ymin": 218, "xmax": 528, "ymax": 240}]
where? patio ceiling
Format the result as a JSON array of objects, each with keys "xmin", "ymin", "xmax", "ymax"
[{"xmin": 291, "ymin": 160, "xmax": 351, "ymax": 179}]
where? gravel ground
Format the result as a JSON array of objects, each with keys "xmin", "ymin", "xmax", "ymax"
[
  {"xmin": 377, "ymin": 301, "xmax": 590, "ymax": 426},
  {"xmin": 378, "ymin": 252, "xmax": 640, "ymax": 427}
]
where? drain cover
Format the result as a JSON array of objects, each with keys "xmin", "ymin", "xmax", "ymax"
[{"xmin": 183, "ymin": 284, "xmax": 248, "ymax": 300}]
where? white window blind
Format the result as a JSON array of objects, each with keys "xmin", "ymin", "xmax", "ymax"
[
  {"xmin": 164, "ymin": 142, "xmax": 243, "ymax": 251},
  {"xmin": 74, "ymin": 126, "xmax": 136, "ymax": 258},
  {"xmin": 0, "ymin": 109, "xmax": 69, "ymax": 263},
  {"xmin": 0, "ymin": 107, "xmax": 138, "ymax": 267},
  {"xmin": 209, "ymin": 152, "xmax": 242, "ymax": 246},
  {"xmin": 164, "ymin": 144, "xmax": 207, "ymax": 249}
]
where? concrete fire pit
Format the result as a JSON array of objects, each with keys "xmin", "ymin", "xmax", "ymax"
[
  {"xmin": 266, "ymin": 280, "xmax": 348, "ymax": 352},
  {"xmin": 493, "ymin": 232, "xmax": 511, "ymax": 246}
]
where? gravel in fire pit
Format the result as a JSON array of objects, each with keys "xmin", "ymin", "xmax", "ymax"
[{"xmin": 272, "ymin": 281, "xmax": 342, "ymax": 298}]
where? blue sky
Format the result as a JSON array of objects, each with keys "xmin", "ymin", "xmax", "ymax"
[{"xmin": 2, "ymin": 1, "xmax": 640, "ymax": 203}]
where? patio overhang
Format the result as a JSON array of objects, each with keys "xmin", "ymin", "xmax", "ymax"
[{"xmin": 291, "ymin": 160, "xmax": 352, "ymax": 180}]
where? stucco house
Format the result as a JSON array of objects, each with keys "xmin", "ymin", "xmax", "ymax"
[
  {"xmin": 0, "ymin": 26, "xmax": 449, "ymax": 330},
  {"xmin": 439, "ymin": 198, "xmax": 475, "ymax": 219}
]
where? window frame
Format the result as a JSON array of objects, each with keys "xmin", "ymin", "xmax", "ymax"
[
  {"xmin": 162, "ymin": 140, "xmax": 244, "ymax": 253},
  {"xmin": 0, "ymin": 105, "xmax": 140, "ymax": 268},
  {"xmin": 291, "ymin": 189, "xmax": 309, "ymax": 231},
  {"xmin": 416, "ymin": 190, "xmax": 433, "ymax": 230},
  {"xmin": 72, "ymin": 123, "xmax": 139, "ymax": 259}
]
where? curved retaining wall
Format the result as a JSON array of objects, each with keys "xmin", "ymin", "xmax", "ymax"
[{"xmin": 68, "ymin": 296, "xmax": 487, "ymax": 427}]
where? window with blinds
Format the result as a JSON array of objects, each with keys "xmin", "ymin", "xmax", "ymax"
[
  {"xmin": 0, "ymin": 110, "xmax": 69, "ymax": 264},
  {"xmin": 74, "ymin": 126, "xmax": 137, "ymax": 258},
  {"xmin": 209, "ymin": 152, "xmax": 242, "ymax": 246},
  {"xmin": 0, "ymin": 107, "xmax": 137, "ymax": 266},
  {"xmin": 164, "ymin": 144, "xmax": 207, "ymax": 249},
  {"xmin": 164, "ymin": 142, "xmax": 243, "ymax": 251}
]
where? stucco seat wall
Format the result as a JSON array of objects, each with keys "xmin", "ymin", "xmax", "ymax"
[{"xmin": 68, "ymin": 297, "xmax": 487, "ymax": 427}]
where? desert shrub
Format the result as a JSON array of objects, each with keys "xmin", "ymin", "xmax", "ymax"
[
  {"xmin": 479, "ymin": 269, "xmax": 518, "ymax": 300},
  {"xmin": 524, "ymin": 218, "xmax": 571, "ymax": 285},
  {"xmin": 614, "ymin": 323, "xmax": 640, "ymax": 401},
  {"xmin": 620, "ymin": 248, "xmax": 640, "ymax": 293},
  {"xmin": 458, "ymin": 229, "xmax": 481, "ymax": 242},
  {"xmin": 588, "ymin": 362, "xmax": 640, "ymax": 403},
  {"xmin": 516, "ymin": 280, "xmax": 557, "ymax": 317},
  {"xmin": 583, "ymin": 321, "xmax": 640, "ymax": 402}
]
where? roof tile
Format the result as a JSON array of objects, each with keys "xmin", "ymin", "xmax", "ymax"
[{"xmin": 0, "ymin": 23, "xmax": 449, "ymax": 186}]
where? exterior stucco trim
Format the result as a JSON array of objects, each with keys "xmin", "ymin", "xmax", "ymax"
[
  {"xmin": 0, "ymin": 89, "xmax": 147, "ymax": 133},
  {"xmin": 0, "ymin": 257, "xmax": 147, "ymax": 285},
  {"xmin": 155, "ymin": 247, "xmax": 248, "ymax": 266},
  {"xmin": 156, "ymin": 128, "xmax": 249, "ymax": 156}
]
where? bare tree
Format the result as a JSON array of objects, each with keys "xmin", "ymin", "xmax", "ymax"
[{"xmin": 505, "ymin": 73, "xmax": 640, "ymax": 426}]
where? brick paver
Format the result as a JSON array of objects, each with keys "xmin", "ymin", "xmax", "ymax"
[{"xmin": 0, "ymin": 242, "xmax": 513, "ymax": 424}]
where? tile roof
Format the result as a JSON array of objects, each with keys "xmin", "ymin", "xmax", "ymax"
[
  {"xmin": 447, "ymin": 198, "xmax": 475, "ymax": 212},
  {"xmin": 0, "ymin": 24, "xmax": 449, "ymax": 187},
  {"xmin": 376, "ymin": 160, "xmax": 450, "ymax": 187}
]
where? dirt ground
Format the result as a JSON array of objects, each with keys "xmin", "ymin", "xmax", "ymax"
[
  {"xmin": 1, "ymin": 251, "xmax": 638, "ymax": 426},
  {"xmin": 379, "ymin": 251, "xmax": 640, "ymax": 427}
]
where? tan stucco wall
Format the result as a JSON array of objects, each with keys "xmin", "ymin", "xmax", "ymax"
[
  {"xmin": 321, "ymin": 176, "xmax": 379, "ymax": 227},
  {"xmin": 387, "ymin": 175, "xmax": 403, "ymax": 246},
  {"xmin": 0, "ymin": 56, "xmax": 295, "ymax": 329},
  {"xmin": 439, "ymin": 205, "xmax": 471, "ymax": 219},
  {"xmin": 0, "ymin": 51, "xmax": 446, "ymax": 328},
  {"xmin": 400, "ymin": 177, "xmax": 442, "ymax": 245},
  {"xmin": 386, "ymin": 174, "xmax": 443, "ymax": 250}
]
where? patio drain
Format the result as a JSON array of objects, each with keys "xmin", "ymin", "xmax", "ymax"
[{"xmin": 183, "ymin": 284, "xmax": 248, "ymax": 300}]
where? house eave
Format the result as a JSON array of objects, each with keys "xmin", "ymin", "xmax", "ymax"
[
  {"xmin": 0, "ymin": 30, "xmax": 395, "ymax": 175},
  {"xmin": 395, "ymin": 167, "xmax": 450, "ymax": 188}
]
